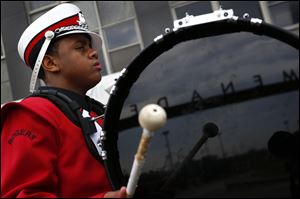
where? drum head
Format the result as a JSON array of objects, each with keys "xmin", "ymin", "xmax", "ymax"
[{"xmin": 103, "ymin": 18, "xmax": 299, "ymax": 198}]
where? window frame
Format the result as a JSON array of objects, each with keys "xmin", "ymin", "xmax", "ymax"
[
  {"xmin": 263, "ymin": 1, "xmax": 299, "ymax": 32},
  {"xmin": 1, "ymin": 33, "xmax": 5, "ymax": 60},
  {"xmin": 169, "ymin": 1, "xmax": 299, "ymax": 34},
  {"xmin": 97, "ymin": 1, "xmax": 144, "ymax": 73},
  {"xmin": 169, "ymin": 1, "xmax": 217, "ymax": 20}
]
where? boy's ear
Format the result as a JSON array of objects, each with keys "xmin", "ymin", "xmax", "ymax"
[{"xmin": 42, "ymin": 55, "xmax": 60, "ymax": 72}]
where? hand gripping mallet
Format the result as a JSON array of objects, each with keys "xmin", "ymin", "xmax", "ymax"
[{"xmin": 126, "ymin": 104, "xmax": 167, "ymax": 198}]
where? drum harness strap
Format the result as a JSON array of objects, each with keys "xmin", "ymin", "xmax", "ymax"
[{"xmin": 29, "ymin": 88, "xmax": 105, "ymax": 163}]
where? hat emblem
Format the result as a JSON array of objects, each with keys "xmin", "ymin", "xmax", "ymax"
[{"xmin": 77, "ymin": 12, "xmax": 86, "ymax": 26}]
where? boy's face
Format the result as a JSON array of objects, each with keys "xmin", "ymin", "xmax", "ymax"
[{"xmin": 50, "ymin": 33, "xmax": 102, "ymax": 93}]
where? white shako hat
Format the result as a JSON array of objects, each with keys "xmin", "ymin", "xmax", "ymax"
[{"xmin": 17, "ymin": 3, "xmax": 102, "ymax": 92}]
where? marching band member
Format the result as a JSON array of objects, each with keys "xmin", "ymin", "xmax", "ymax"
[{"xmin": 1, "ymin": 3, "xmax": 126, "ymax": 198}]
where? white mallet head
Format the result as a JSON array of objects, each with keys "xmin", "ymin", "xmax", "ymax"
[{"xmin": 138, "ymin": 104, "xmax": 167, "ymax": 132}]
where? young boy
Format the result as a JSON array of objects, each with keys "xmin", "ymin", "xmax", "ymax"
[{"xmin": 1, "ymin": 3, "xmax": 127, "ymax": 198}]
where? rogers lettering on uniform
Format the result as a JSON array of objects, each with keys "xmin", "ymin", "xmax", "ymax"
[{"xmin": 8, "ymin": 129, "xmax": 37, "ymax": 145}]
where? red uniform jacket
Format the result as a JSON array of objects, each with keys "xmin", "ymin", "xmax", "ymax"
[{"xmin": 1, "ymin": 97, "xmax": 112, "ymax": 198}]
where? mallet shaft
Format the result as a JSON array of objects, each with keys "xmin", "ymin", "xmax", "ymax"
[{"xmin": 126, "ymin": 129, "xmax": 154, "ymax": 197}]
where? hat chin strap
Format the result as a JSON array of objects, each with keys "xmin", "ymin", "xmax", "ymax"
[{"xmin": 29, "ymin": 31, "xmax": 55, "ymax": 93}]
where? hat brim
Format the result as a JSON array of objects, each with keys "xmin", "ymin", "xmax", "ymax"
[{"xmin": 57, "ymin": 30, "xmax": 103, "ymax": 54}]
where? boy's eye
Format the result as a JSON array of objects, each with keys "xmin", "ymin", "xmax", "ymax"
[{"xmin": 76, "ymin": 46, "xmax": 84, "ymax": 50}]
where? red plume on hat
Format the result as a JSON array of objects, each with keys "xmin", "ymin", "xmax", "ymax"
[{"xmin": 17, "ymin": 3, "xmax": 102, "ymax": 92}]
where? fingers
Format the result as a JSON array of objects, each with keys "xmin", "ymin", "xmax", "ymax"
[
  {"xmin": 104, "ymin": 186, "xmax": 127, "ymax": 198},
  {"xmin": 119, "ymin": 186, "xmax": 127, "ymax": 198}
]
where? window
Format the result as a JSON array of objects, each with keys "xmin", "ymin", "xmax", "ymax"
[
  {"xmin": 172, "ymin": 1, "xmax": 213, "ymax": 19},
  {"xmin": 28, "ymin": 1, "xmax": 57, "ymax": 10},
  {"xmin": 268, "ymin": 1, "xmax": 299, "ymax": 27},
  {"xmin": 27, "ymin": 1, "xmax": 99, "ymax": 33},
  {"xmin": 109, "ymin": 44, "xmax": 141, "ymax": 72},
  {"xmin": 134, "ymin": 1, "xmax": 173, "ymax": 46},
  {"xmin": 97, "ymin": 1, "xmax": 135, "ymax": 26},
  {"xmin": 72, "ymin": 1, "xmax": 99, "ymax": 32},
  {"xmin": 27, "ymin": 1, "xmax": 58, "ymax": 21},
  {"xmin": 97, "ymin": 1, "xmax": 142, "ymax": 73},
  {"xmin": 219, "ymin": 1, "xmax": 262, "ymax": 19},
  {"xmin": 104, "ymin": 20, "xmax": 138, "ymax": 50}
]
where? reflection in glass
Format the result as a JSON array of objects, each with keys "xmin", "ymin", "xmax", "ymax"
[{"xmin": 116, "ymin": 32, "xmax": 299, "ymax": 197}]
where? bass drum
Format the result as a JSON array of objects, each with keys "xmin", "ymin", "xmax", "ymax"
[{"xmin": 102, "ymin": 11, "xmax": 299, "ymax": 198}]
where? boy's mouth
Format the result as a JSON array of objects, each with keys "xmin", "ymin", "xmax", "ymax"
[{"xmin": 93, "ymin": 62, "xmax": 102, "ymax": 70}]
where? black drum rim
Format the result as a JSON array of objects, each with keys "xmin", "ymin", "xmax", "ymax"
[{"xmin": 102, "ymin": 16, "xmax": 299, "ymax": 191}]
